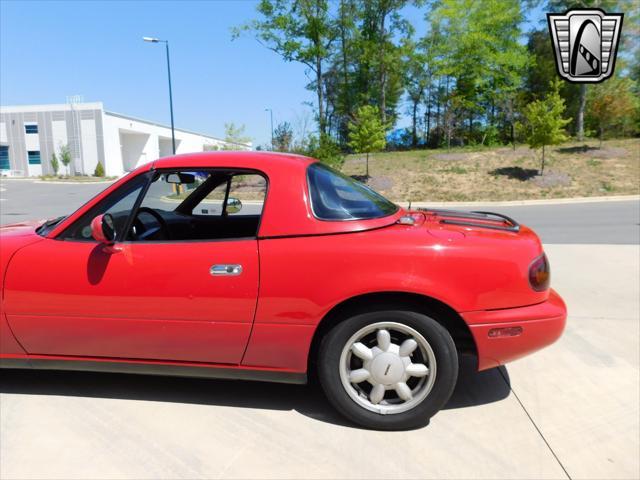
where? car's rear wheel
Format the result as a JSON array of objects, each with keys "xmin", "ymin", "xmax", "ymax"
[{"xmin": 318, "ymin": 310, "xmax": 458, "ymax": 430}]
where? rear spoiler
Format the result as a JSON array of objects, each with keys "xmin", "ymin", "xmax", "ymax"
[{"xmin": 418, "ymin": 208, "xmax": 521, "ymax": 233}]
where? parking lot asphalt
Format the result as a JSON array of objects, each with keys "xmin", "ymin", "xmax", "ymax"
[{"xmin": 1, "ymin": 179, "xmax": 639, "ymax": 479}]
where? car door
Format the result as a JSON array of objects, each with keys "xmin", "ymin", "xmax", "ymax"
[{"xmin": 3, "ymin": 171, "xmax": 260, "ymax": 365}]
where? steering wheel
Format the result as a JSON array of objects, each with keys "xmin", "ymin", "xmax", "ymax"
[{"xmin": 132, "ymin": 207, "xmax": 170, "ymax": 240}]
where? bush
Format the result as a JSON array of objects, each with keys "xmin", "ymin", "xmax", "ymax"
[
  {"xmin": 305, "ymin": 134, "xmax": 343, "ymax": 168},
  {"xmin": 94, "ymin": 162, "xmax": 105, "ymax": 177},
  {"xmin": 481, "ymin": 125, "xmax": 500, "ymax": 146}
]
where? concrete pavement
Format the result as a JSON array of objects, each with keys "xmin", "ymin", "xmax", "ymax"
[
  {"xmin": 1, "ymin": 243, "xmax": 638, "ymax": 479},
  {"xmin": 506, "ymin": 244, "xmax": 639, "ymax": 480}
]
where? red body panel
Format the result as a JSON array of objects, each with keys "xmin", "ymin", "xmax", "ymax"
[
  {"xmin": 4, "ymin": 239, "xmax": 258, "ymax": 364},
  {"xmin": 0, "ymin": 221, "xmax": 43, "ymax": 355},
  {"xmin": 465, "ymin": 289, "xmax": 567, "ymax": 370},
  {"xmin": 0, "ymin": 151, "xmax": 567, "ymax": 378}
]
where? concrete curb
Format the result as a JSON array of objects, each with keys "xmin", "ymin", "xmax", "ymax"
[
  {"xmin": 159, "ymin": 197, "xmax": 264, "ymax": 204},
  {"xmin": 2, "ymin": 178, "xmax": 116, "ymax": 185},
  {"xmin": 395, "ymin": 194, "xmax": 640, "ymax": 208}
]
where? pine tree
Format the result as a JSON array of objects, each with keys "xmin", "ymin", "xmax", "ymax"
[
  {"xmin": 524, "ymin": 79, "xmax": 570, "ymax": 175},
  {"xmin": 347, "ymin": 105, "xmax": 386, "ymax": 177}
]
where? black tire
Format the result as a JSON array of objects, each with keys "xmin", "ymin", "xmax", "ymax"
[{"xmin": 318, "ymin": 310, "xmax": 458, "ymax": 430}]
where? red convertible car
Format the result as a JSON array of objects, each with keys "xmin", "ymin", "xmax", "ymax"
[{"xmin": 0, "ymin": 152, "xmax": 566, "ymax": 430}]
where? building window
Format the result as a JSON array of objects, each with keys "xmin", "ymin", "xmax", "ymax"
[
  {"xmin": 28, "ymin": 150, "xmax": 41, "ymax": 165},
  {"xmin": 25, "ymin": 124, "xmax": 38, "ymax": 134},
  {"xmin": 0, "ymin": 146, "xmax": 9, "ymax": 170}
]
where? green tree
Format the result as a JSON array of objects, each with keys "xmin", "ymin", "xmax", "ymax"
[
  {"xmin": 333, "ymin": 0, "xmax": 359, "ymax": 143},
  {"xmin": 587, "ymin": 76, "xmax": 639, "ymax": 147},
  {"xmin": 314, "ymin": 0, "xmax": 411, "ymax": 142},
  {"xmin": 355, "ymin": 0, "xmax": 411, "ymax": 126},
  {"xmin": 442, "ymin": 93, "xmax": 464, "ymax": 151},
  {"xmin": 59, "ymin": 144, "xmax": 72, "ymax": 176},
  {"xmin": 415, "ymin": 32, "xmax": 436, "ymax": 147},
  {"xmin": 524, "ymin": 79, "xmax": 570, "ymax": 175},
  {"xmin": 222, "ymin": 123, "xmax": 251, "ymax": 150},
  {"xmin": 50, "ymin": 153, "xmax": 59, "ymax": 176},
  {"xmin": 238, "ymin": 0, "xmax": 336, "ymax": 135},
  {"xmin": 428, "ymin": 0, "xmax": 528, "ymax": 145},
  {"xmin": 524, "ymin": 28, "xmax": 581, "ymax": 137},
  {"xmin": 403, "ymin": 38, "xmax": 429, "ymax": 147},
  {"xmin": 544, "ymin": 0, "xmax": 632, "ymax": 140},
  {"xmin": 348, "ymin": 105, "xmax": 386, "ymax": 177},
  {"xmin": 273, "ymin": 121, "xmax": 294, "ymax": 151}
]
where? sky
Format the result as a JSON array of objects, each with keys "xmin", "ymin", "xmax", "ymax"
[{"xmin": 0, "ymin": 0, "xmax": 546, "ymax": 148}]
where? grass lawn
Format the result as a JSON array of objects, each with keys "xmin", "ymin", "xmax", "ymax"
[{"xmin": 341, "ymin": 138, "xmax": 640, "ymax": 202}]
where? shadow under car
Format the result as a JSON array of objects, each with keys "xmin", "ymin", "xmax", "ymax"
[{"xmin": 0, "ymin": 355, "xmax": 510, "ymax": 429}]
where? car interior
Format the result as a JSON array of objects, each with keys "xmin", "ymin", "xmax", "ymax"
[
  {"xmin": 130, "ymin": 170, "xmax": 265, "ymax": 241},
  {"xmin": 60, "ymin": 169, "xmax": 267, "ymax": 242}
]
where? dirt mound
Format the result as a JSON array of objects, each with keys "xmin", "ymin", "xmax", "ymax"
[
  {"xmin": 557, "ymin": 145, "xmax": 627, "ymax": 159},
  {"xmin": 529, "ymin": 170, "xmax": 571, "ymax": 188},
  {"xmin": 431, "ymin": 152, "xmax": 469, "ymax": 161}
]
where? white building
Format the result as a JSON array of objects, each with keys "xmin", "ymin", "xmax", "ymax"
[{"xmin": 0, "ymin": 102, "xmax": 250, "ymax": 177}]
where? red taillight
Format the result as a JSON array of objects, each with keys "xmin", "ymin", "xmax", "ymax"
[{"xmin": 529, "ymin": 253, "xmax": 550, "ymax": 291}]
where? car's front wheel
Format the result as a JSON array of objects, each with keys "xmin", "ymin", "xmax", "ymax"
[{"xmin": 318, "ymin": 310, "xmax": 458, "ymax": 430}]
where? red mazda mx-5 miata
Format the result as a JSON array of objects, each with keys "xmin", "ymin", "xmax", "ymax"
[{"xmin": 0, "ymin": 152, "xmax": 566, "ymax": 430}]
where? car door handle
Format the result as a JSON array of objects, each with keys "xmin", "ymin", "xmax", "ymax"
[{"xmin": 210, "ymin": 264, "xmax": 243, "ymax": 276}]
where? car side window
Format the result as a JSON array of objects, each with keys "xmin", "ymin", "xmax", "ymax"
[
  {"xmin": 137, "ymin": 171, "xmax": 209, "ymax": 213},
  {"xmin": 190, "ymin": 178, "xmax": 230, "ymax": 217},
  {"xmin": 228, "ymin": 174, "xmax": 266, "ymax": 216},
  {"xmin": 117, "ymin": 169, "xmax": 267, "ymax": 242},
  {"xmin": 192, "ymin": 174, "xmax": 266, "ymax": 217},
  {"xmin": 307, "ymin": 163, "xmax": 398, "ymax": 220},
  {"xmin": 58, "ymin": 173, "xmax": 149, "ymax": 241}
]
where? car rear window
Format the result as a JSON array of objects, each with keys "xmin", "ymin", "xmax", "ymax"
[{"xmin": 307, "ymin": 163, "xmax": 398, "ymax": 221}]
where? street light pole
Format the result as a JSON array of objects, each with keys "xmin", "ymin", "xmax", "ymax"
[
  {"xmin": 265, "ymin": 108, "xmax": 274, "ymax": 150},
  {"xmin": 144, "ymin": 37, "xmax": 176, "ymax": 154},
  {"xmin": 164, "ymin": 41, "xmax": 176, "ymax": 155}
]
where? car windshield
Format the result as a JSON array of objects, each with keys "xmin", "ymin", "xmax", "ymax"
[{"xmin": 307, "ymin": 163, "xmax": 398, "ymax": 220}]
